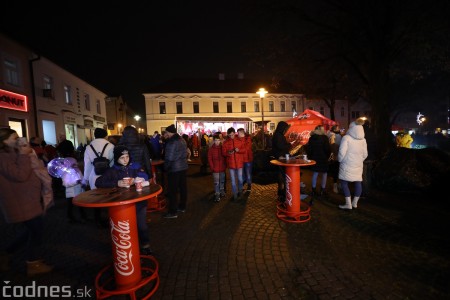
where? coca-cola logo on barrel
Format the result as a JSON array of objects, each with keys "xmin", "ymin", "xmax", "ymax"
[
  {"xmin": 111, "ymin": 219, "xmax": 135, "ymax": 276},
  {"xmin": 285, "ymin": 174, "xmax": 293, "ymax": 207}
]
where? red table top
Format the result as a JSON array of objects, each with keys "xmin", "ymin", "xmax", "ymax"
[
  {"xmin": 73, "ymin": 184, "xmax": 162, "ymax": 208},
  {"xmin": 151, "ymin": 159, "xmax": 164, "ymax": 166},
  {"xmin": 270, "ymin": 158, "xmax": 316, "ymax": 167}
]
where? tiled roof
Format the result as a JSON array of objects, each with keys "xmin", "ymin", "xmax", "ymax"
[{"xmin": 144, "ymin": 78, "xmax": 301, "ymax": 94}]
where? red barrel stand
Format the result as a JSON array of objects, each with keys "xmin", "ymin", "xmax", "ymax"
[
  {"xmin": 147, "ymin": 159, "xmax": 166, "ymax": 213},
  {"xmin": 271, "ymin": 158, "xmax": 316, "ymax": 224},
  {"xmin": 74, "ymin": 185, "xmax": 162, "ymax": 299}
]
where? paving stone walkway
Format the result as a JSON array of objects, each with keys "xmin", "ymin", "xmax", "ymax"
[{"xmin": 1, "ymin": 164, "xmax": 449, "ymax": 299}]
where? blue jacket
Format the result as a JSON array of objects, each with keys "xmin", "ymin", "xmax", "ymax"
[{"xmin": 95, "ymin": 161, "xmax": 149, "ymax": 188}]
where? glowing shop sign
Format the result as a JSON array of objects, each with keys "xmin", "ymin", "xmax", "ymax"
[{"xmin": 0, "ymin": 89, "xmax": 28, "ymax": 112}]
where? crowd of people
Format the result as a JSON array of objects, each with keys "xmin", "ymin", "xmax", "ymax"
[
  {"xmin": 272, "ymin": 118, "xmax": 371, "ymax": 211},
  {"xmin": 0, "ymin": 117, "xmax": 388, "ymax": 277}
]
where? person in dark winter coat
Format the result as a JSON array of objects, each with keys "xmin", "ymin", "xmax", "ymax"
[
  {"xmin": 271, "ymin": 121, "xmax": 291, "ymax": 202},
  {"xmin": 119, "ymin": 126, "xmax": 152, "ymax": 177},
  {"xmin": 305, "ymin": 125, "xmax": 331, "ymax": 204},
  {"xmin": 327, "ymin": 125, "xmax": 342, "ymax": 194},
  {"xmin": 95, "ymin": 145, "xmax": 153, "ymax": 255},
  {"xmin": 162, "ymin": 124, "xmax": 189, "ymax": 218},
  {"xmin": 150, "ymin": 131, "xmax": 162, "ymax": 160},
  {"xmin": 56, "ymin": 134, "xmax": 75, "ymax": 158},
  {"xmin": 208, "ymin": 134, "xmax": 227, "ymax": 202}
]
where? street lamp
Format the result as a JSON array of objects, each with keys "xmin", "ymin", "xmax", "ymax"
[
  {"xmin": 134, "ymin": 115, "xmax": 141, "ymax": 128},
  {"xmin": 256, "ymin": 88, "xmax": 268, "ymax": 149},
  {"xmin": 118, "ymin": 123, "xmax": 122, "ymax": 134}
]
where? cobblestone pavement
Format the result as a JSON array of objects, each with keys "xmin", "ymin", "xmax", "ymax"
[{"xmin": 1, "ymin": 164, "xmax": 449, "ymax": 299}]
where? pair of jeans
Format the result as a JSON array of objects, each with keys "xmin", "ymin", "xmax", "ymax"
[
  {"xmin": 340, "ymin": 180, "xmax": 362, "ymax": 197},
  {"xmin": 167, "ymin": 170, "xmax": 187, "ymax": 213},
  {"xmin": 242, "ymin": 162, "xmax": 253, "ymax": 185},
  {"xmin": 228, "ymin": 168, "xmax": 243, "ymax": 197},
  {"xmin": 212, "ymin": 172, "xmax": 225, "ymax": 194},
  {"xmin": 312, "ymin": 172, "xmax": 328, "ymax": 189}
]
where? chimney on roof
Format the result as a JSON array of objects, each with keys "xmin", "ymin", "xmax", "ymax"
[
  {"xmin": 237, "ymin": 73, "xmax": 244, "ymax": 79},
  {"xmin": 219, "ymin": 73, "xmax": 225, "ymax": 80}
]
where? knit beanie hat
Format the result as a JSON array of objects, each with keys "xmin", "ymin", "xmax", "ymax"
[
  {"xmin": 165, "ymin": 124, "xmax": 177, "ymax": 133},
  {"xmin": 114, "ymin": 145, "xmax": 129, "ymax": 164}
]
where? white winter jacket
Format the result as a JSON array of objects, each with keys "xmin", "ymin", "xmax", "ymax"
[
  {"xmin": 83, "ymin": 138, "xmax": 115, "ymax": 189},
  {"xmin": 338, "ymin": 123, "xmax": 368, "ymax": 182}
]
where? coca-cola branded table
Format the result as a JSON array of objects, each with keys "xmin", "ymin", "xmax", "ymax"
[
  {"xmin": 270, "ymin": 157, "xmax": 316, "ymax": 223},
  {"xmin": 147, "ymin": 159, "xmax": 166, "ymax": 212},
  {"xmin": 73, "ymin": 183, "xmax": 162, "ymax": 299}
]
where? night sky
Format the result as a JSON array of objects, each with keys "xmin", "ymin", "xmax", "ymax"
[{"xmin": 2, "ymin": 2, "xmax": 269, "ymax": 114}]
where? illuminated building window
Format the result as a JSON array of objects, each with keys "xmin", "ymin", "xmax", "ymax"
[
  {"xmin": 84, "ymin": 93, "xmax": 90, "ymax": 111},
  {"xmin": 254, "ymin": 101, "xmax": 260, "ymax": 112},
  {"xmin": 4, "ymin": 58, "xmax": 20, "ymax": 87},
  {"xmin": 193, "ymin": 102, "xmax": 199, "ymax": 113},
  {"xmin": 213, "ymin": 102, "xmax": 219, "ymax": 113},
  {"xmin": 176, "ymin": 102, "xmax": 183, "ymax": 114},
  {"xmin": 159, "ymin": 102, "xmax": 166, "ymax": 114},
  {"xmin": 241, "ymin": 102, "xmax": 246, "ymax": 113},
  {"xmin": 64, "ymin": 85, "xmax": 72, "ymax": 104},
  {"xmin": 96, "ymin": 99, "xmax": 101, "ymax": 114},
  {"xmin": 292, "ymin": 101, "xmax": 297, "ymax": 112}
]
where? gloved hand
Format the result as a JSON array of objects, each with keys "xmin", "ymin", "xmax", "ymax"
[{"xmin": 81, "ymin": 179, "xmax": 89, "ymax": 191}]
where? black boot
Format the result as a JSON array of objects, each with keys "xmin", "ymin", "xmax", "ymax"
[
  {"xmin": 309, "ymin": 188, "xmax": 317, "ymax": 206},
  {"xmin": 277, "ymin": 189, "xmax": 285, "ymax": 203}
]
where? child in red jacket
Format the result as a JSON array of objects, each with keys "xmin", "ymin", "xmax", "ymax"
[
  {"xmin": 237, "ymin": 128, "xmax": 253, "ymax": 191},
  {"xmin": 208, "ymin": 134, "xmax": 227, "ymax": 202},
  {"xmin": 222, "ymin": 127, "xmax": 246, "ymax": 201}
]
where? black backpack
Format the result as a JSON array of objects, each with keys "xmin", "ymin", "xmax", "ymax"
[{"xmin": 90, "ymin": 143, "xmax": 110, "ymax": 175}]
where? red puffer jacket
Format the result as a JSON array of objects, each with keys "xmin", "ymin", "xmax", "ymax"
[
  {"xmin": 240, "ymin": 135, "xmax": 253, "ymax": 163},
  {"xmin": 222, "ymin": 137, "xmax": 245, "ymax": 169},
  {"xmin": 208, "ymin": 143, "xmax": 227, "ymax": 173}
]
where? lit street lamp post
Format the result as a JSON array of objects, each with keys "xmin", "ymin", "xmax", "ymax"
[
  {"xmin": 256, "ymin": 88, "xmax": 268, "ymax": 149},
  {"xmin": 134, "ymin": 115, "xmax": 141, "ymax": 129}
]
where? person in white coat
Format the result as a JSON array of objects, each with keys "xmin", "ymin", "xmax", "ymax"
[
  {"xmin": 337, "ymin": 118, "xmax": 368, "ymax": 209},
  {"xmin": 82, "ymin": 128, "xmax": 114, "ymax": 226}
]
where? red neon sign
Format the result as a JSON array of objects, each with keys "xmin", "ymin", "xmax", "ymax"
[{"xmin": 0, "ymin": 89, "xmax": 28, "ymax": 112}]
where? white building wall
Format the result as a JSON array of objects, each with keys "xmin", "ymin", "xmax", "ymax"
[
  {"xmin": 0, "ymin": 33, "xmax": 35, "ymax": 136},
  {"xmin": 144, "ymin": 92, "xmax": 308, "ymax": 134},
  {"xmin": 32, "ymin": 57, "xmax": 108, "ymax": 147}
]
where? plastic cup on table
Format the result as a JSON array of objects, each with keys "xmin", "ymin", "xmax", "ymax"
[
  {"xmin": 135, "ymin": 178, "xmax": 144, "ymax": 192},
  {"xmin": 123, "ymin": 177, "xmax": 132, "ymax": 188}
]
